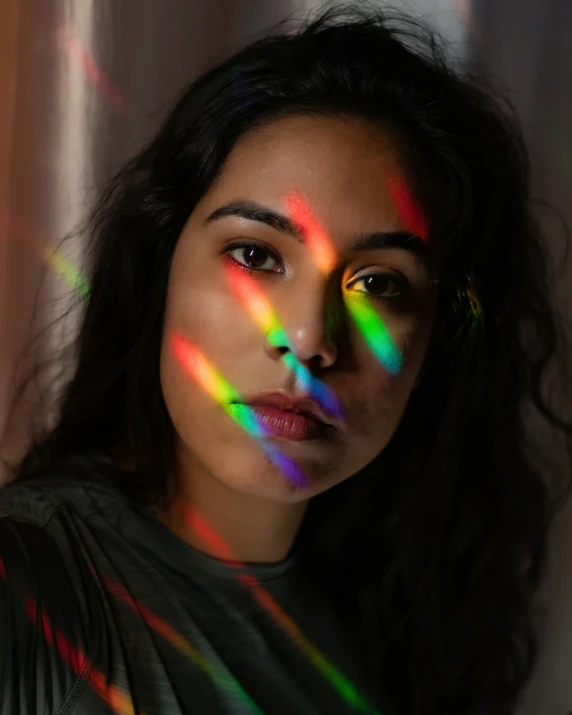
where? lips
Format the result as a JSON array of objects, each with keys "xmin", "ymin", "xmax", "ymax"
[{"xmin": 237, "ymin": 392, "xmax": 335, "ymax": 442}]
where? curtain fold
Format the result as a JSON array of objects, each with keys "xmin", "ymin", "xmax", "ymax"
[{"xmin": 0, "ymin": 0, "xmax": 241, "ymax": 479}]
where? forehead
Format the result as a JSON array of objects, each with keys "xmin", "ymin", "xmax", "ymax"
[{"xmin": 203, "ymin": 115, "xmax": 416, "ymax": 242}]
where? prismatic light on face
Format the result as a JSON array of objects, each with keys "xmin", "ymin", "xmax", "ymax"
[
  {"xmin": 285, "ymin": 191, "xmax": 404, "ymax": 376},
  {"xmin": 344, "ymin": 292, "xmax": 402, "ymax": 375},
  {"xmin": 386, "ymin": 177, "xmax": 483, "ymax": 329},
  {"xmin": 225, "ymin": 266, "xmax": 344, "ymax": 420},
  {"xmin": 285, "ymin": 192, "xmax": 338, "ymax": 274},
  {"xmin": 386, "ymin": 176, "xmax": 428, "ymax": 244},
  {"xmin": 170, "ymin": 332, "xmax": 309, "ymax": 488},
  {"xmin": 384, "ymin": 178, "xmax": 485, "ymax": 341}
]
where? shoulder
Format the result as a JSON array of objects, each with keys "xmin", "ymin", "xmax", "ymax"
[
  {"xmin": 0, "ymin": 481, "xmax": 95, "ymax": 714},
  {"xmin": 0, "ymin": 477, "xmax": 67, "ymax": 524},
  {"xmin": 0, "ymin": 450, "xmax": 127, "ymax": 526},
  {"xmin": 0, "ymin": 477, "xmax": 83, "ymax": 595}
]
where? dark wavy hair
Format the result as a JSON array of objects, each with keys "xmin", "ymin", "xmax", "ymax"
[{"xmin": 13, "ymin": 3, "xmax": 572, "ymax": 714}]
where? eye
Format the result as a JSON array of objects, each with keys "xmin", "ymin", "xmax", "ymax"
[
  {"xmin": 225, "ymin": 242, "xmax": 283, "ymax": 273},
  {"xmin": 348, "ymin": 272, "xmax": 409, "ymax": 301}
]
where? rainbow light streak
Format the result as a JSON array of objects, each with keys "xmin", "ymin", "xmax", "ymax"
[
  {"xmin": 345, "ymin": 293, "xmax": 402, "ymax": 376},
  {"xmin": 57, "ymin": 27, "xmax": 129, "ymax": 117},
  {"xmin": 226, "ymin": 269, "xmax": 344, "ymax": 420},
  {"xmin": 7, "ymin": 215, "xmax": 91, "ymax": 299},
  {"xmin": 25, "ymin": 598, "xmax": 140, "ymax": 715},
  {"xmin": 286, "ymin": 192, "xmax": 337, "ymax": 274},
  {"xmin": 386, "ymin": 177, "xmax": 428, "ymax": 243},
  {"xmin": 44, "ymin": 243, "xmax": 91, "ymax": 298},
  {"xmin": 187, "ymin": 509, "xmax": 380, "ymax": 715},
  {"xmin": 465, "ymin": 283, "xmax": 483, "ymax": 327},
  {"xmin": 0, "ymin": 560, "xmax": 140, "ymax": 715},
  {"xmin": 284, "ymin": 192, "xmax": 403, "ymax": 376},
  {"xmin": 171, "ymin": 332, "xmax": 309, "ymax": 488},
  {"xmin": 101, "ymin": 575, "xmax": 265, "ymax": 714}
]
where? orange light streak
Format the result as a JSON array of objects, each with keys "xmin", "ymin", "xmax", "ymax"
[
  {"xmin": 25, "ymin": 597, "xmax": 137, "ymax": 715},
  {"xmin": 285, "ymin": 192, "xmax": 338, "ymax": 274},
  {"xmin": 187, "ymin": 508, "xmax": 378, "ymax": 713},
  {"xmin": 94, "ymin": 568, "xmax": 265, "ymax": 713},
  {"xmin": 0, "ymin": 555, "xmax": 141, "ymax": 714}
]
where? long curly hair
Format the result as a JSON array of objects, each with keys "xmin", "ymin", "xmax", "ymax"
[{"xmin": 13, "ymin": 4, "xmax": 572, "ymax": 713}]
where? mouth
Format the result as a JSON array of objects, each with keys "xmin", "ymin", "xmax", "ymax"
[{"xmin": 234, "ymin": 391, "xmax": 337, "ymax": 442}]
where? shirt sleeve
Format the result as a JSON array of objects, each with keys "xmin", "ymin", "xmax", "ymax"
[{"xmin": 0, "ymin": 515, "xmax": 90, "ymax": 715}]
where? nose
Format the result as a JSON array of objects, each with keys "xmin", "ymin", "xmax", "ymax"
[{"xmin": 264, "ymin": 279, "xmax": 340, "ymax": 370}]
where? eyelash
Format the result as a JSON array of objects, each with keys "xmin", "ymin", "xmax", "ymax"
[
  {"xmin": 225, "ymin": 241, "xmax": 284, "ymax": 274},
  {"xmin": 224, "ymin": 240, "xmax": 410, "ymax": 301}
]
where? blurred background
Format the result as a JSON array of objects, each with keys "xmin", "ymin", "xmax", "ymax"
[{"xmin": 0, "ymin": 1, "xmax": 570, "ymax": 712}]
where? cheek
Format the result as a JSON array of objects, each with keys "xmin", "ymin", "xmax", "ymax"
[
  {"xmin": 159, "ymin": 270, "xmax": 263, "ymax": 457},
  {"xmin": 163, "ymin": 273, "xmax": 258, "ymax": 379},
  {"xmin": 391, "ymin": 294, "xmax": 437, "ymax": 377},
  {"xmin": 348, "ymin": 311, "xmax": 434, "ymax": 440},
  {"xmin": 159, "ymin": 330, "xmax": 254, "ymax": 474}
]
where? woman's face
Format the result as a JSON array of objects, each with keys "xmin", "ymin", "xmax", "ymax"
[{"xmin": 160, "ymin": 115, "xmax": 439, "ymax": 503}]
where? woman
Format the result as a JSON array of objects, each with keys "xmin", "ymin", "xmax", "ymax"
[{"xmin": 1, "ymin": 4, "xmax": 570, "ymax": 714}]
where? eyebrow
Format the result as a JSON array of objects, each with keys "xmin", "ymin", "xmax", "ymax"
[{"xmin": 203, "ymin": 200, "xmax": 430, "ymax": 267}]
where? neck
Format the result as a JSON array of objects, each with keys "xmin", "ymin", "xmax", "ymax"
[{"xmin": 159, "ymin": 459, "xmax": 308, "ymax": 565}]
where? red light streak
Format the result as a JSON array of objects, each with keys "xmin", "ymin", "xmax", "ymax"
[
  {"xmin": 185, "ymin": 507, "xmax": 375, "ymax": 712},
  {"xmin": 0, "ymin": 556, "xmax": 136, "ymax": 714},
  {"xmin": 25, "ymin": 596, "xmax": 136, "ymax": 714},
  {"xmin": 57, "ymin": 27, "xmax": 129, "ymax": 118},
  {"xmin": 386, "ymin": 177, "xmax": 428, "ymax": 243}
]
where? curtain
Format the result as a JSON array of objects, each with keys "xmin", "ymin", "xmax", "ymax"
[{"xmin": 0, "ymin": 0, "xmax": 291, "ymax": 478}]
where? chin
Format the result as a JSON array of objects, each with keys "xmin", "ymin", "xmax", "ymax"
[{"xmin": 219, "ymin": 450, "xmax": 344, "ymax": 503}]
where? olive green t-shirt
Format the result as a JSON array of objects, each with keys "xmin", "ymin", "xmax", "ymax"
[{"xmin": 0, "ymin": 455, "xmax": 378, "ymax": 714}]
